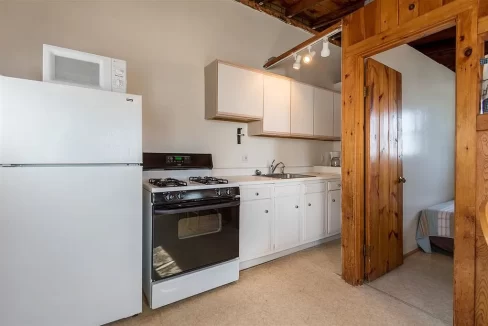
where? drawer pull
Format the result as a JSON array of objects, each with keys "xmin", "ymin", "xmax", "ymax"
[
  {"xmin": 338, "ymin": 184, "xmax": 341, "ymax": 187},
  {"xmin": 295, "ymin": 205, "xmax": 299, "ymax": 209},
  {"xmin": 265, "ymin": 210, "xmax": 269, "ymax": 213},
  {"xmin": 332, "ymin": 199, "xmax": 336, "ymax": 202},
  {"xmin": 255, "ymin": 192, "xmax": 259, "ymax": 196},
  {"xmin": 308, "ymin": 203, "xmax": 311, "ymax": 206}
]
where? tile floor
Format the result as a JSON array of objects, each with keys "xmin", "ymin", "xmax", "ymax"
[{"xmin": 111, "ymin": 240, "xmax": 452, "ymax": 326}]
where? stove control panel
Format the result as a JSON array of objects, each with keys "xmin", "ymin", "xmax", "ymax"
[
  {"xmin": 166, "ymin": 155, "xmax": 191, "ymax": 166},
  {"xmin": 153, "ymin": 187, "xmax": 239, "ymax": 205}
]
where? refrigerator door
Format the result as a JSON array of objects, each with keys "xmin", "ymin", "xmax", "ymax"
[
  {"xmin": 0, "ymin": 165, "xmax": 142, "ymax": 326},
  {"xmin": 0, "ymin": 76, "xmax": 141, "ymax": 165}
]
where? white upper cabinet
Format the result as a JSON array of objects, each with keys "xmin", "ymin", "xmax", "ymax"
[
  {"xmin": 313, "ymin": 88, "xmax": 334, "ymax": 138},
  {"xmin": 205, "ymin": 61, "xmax": 263, "ymax": 122},
  {"xmin": 262, "ymin": 75, "xmax": 291, "ymax": 134},
  {"xmin": 333, "ymin": 92, "xmax": 342, "ymax": 138},
  {"xmin": 290, "ymin": 81, "xmax": 314, "ymax": 136}
]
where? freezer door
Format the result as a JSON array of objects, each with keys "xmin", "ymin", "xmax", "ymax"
[
  {"xmin": 0, "ymin": 166, "xmax": 142, "ymax": 326},
  {"xmin": 0, "ymin": 76, "xmax": 141, "ymax": 165}
]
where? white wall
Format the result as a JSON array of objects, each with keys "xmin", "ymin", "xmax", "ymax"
[
  {"xmin": 372, "ymin": 45, "xmax": 455, "ymax": 254},
  {"xmin": 0, "ymin": 0, "xmax": 341, "ymax": 171}
]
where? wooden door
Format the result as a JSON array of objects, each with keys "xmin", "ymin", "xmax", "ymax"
[
  {"xmin": 274, "ymin": 195, "xmax": 301, "ymax": 251},
  {"xmin": 304, "ymin": 191, "xmax": 326, "ymax": 242},
  {"xmin": 313, "ymin": 87, "xmax": 334, "ymax": 137},
  {"xmin": 263, "ymin": 75, "xmax": 291, "ymax": 134},
  {"xmin": 364, "ymin": 59, "xmax": 403, "ymax": 282}
]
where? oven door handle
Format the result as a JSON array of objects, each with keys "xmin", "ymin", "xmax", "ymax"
[{"xmin": 154, "ymin": 200, "xmax": 240, "ymax": 215}]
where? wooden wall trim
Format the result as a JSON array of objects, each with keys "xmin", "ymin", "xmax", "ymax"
[
  {"xmin": 479, "ymin": 15, "xmax": 488, "ymax": 35},
  {"xmin": 454, "ymin": 9, "xmax": 479, "ymax": 325},
  {"xmin": 344, "ymin": 0, "xmax": 472, "ymax": 57}
]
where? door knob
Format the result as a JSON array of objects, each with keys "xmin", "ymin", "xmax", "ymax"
[
  {"xmin": 265, "ymin": 210, "xmax": 268, "ymax": 213},
  {"xmin": 295, "ymin": 205, "xmax": 299, "ymax": 208},
  {"xmin": 308, "ymin": 203, "xmax": 311, "ymax": 206},
  {"xmin": 398, "ymin": 176, "xmax": 406, "ymax": 184}
]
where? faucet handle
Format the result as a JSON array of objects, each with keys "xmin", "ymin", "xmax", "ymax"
[{"xmin": 270, "ymin": 159, "xmax": 275, "ymax": 167}]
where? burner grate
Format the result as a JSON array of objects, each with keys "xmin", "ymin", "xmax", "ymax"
[
  {"xmin": 189, "ymin": 176, "xmax": 229, "ymax": 185},
  {"xmin": 149, "ymin": 178, "xmax": 187, "ymax": 188}
]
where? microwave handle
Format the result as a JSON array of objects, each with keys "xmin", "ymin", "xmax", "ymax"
[{"xmin": 154, "ymin": 200, "xmax": 240, "ymax": 215}]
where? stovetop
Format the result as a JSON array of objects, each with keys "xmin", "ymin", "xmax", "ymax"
[
  {"xmin": 144, "ymin": 176, "xmax": 238, "ymax": 193},
  {"xmin": 148, "ymin": 178, "xmax": 188, "ymax": 188}
]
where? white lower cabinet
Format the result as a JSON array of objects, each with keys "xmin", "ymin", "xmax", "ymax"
[
  {"xmin": 327, "ymin": 189, "xmax": 342, "ymax": 236},
  {"xmin": 240, "ymin": 198, "xmax": 274, "ymax": 261},
  {"xmin": 274, "ymin": 195, "xmax": 301, "ymax": 252},
  {"xmin": 304, "ymin": 191, "xmax": 327, "ymax": 242}
]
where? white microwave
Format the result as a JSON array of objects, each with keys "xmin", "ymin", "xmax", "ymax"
[{"xmin": 43, "ymin": 44, "xmax": 127, "ymax": 93}]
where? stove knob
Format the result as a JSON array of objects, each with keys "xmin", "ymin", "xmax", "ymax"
[
  {"xmin": 177, "ymin": 192, "xmax": 184, "ymax": 200},
  {"xmin": 215, "ymin": 189, "xmax": 221, "ymax": 196},
  {"xmin": 167, "ymin": 193, "xmax": 175, "ymax": 201},
  {"xmin": 225, "ymin": 188, "xmax": 231, "ymax": 196}
]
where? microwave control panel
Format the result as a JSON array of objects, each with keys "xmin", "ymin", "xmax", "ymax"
[{"xmin": 111, "ymin": 59, "xmax": 127, "ymax": 93}]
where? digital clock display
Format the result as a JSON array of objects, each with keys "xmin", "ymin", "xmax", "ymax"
[{"xmin": 174, "ymin": 156, "xmax": 183, "ymax": 161}]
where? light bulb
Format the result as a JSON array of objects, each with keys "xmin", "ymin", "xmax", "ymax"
[
  {"xmin": 321, "ymin": 40, "xmax": 330, "ymax": 57},
  {"xmin": 303, "ymin": 46, "xmax": 315, "ymax": 64}
]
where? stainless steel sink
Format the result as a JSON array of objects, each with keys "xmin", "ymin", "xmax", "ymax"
[{"xmin": 261, "ymin": 173, "xmax": 316, "ymax": 179}]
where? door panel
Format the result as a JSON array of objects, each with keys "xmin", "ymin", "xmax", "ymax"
[
  {"xmin": 239, "ymin": 199, "xmax": 274, "ymax": 261},
  {"xmin": 0, "ymin": 76, "xmax": 142, "ymax": 164},
  {"xmin": 313, "ymin": 88, "xmax": 334, "ymax": 137},
  {"xmin": 304, "ymin": 192, "xmax": 326, "ymax": 242},
  {"xmin": 327, "ymin": 190, "xmax": 342, "ymax": 236},
  {"xmin": 365, "ymin": 59, "xmax": 403, "ymax": 282},
  {"xmin": 291, "ymin": 81, "xmax": 314, "ymax": 135},
  {"xmin": 263, "ymin": 75, "xmax": 291, "ymax": 134},
  {"xmin": 274, "ymin": 195, "xmax": 301, "ymax": 251}
]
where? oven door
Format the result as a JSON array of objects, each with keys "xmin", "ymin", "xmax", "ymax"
[{"xmin": 151, "ymin": 200, "xmax": 239, "ymax": 281}]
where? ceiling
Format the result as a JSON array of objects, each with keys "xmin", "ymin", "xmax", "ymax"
[{"xmin": 238, "ymin": 0, "xmax": 487, "ymax": 72}]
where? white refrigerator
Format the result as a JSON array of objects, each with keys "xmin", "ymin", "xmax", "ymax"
[{"xmin": 0, "ymin": 76, "xmax": 143, "ymax": 326}]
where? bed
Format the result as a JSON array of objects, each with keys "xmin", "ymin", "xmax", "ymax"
[{"xmin": 416, "ymin": 200, "xmax": 455, "ymax": 253}]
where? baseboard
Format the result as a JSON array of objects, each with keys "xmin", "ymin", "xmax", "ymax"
[
  {"xmin": 239, "ymin": 234, "xmax": 341, "ymax": 270},
  {"xmin": 403, "ymin": 247, "xmax": 420, "ymax": 259}
]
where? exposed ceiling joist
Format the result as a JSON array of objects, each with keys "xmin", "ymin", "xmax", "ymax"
[
  {"xmin": 257, "ymin": 0, "xmax": 271, "ymax": 4},
  {"xmin": 312, "ymin": 1, "xmax": 365, "ymax": 29},
  {"xmin": 287, "ymin": 0, "xmax": 325, "ymax": 18}
]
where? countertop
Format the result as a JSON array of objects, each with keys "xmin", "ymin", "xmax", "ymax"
[{"xmin": 223, "ymin": 172, "xmax": 341, "ymax": 186}]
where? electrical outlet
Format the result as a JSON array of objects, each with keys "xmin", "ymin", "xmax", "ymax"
[{"xmin": 242, "ymin": 154, "xmax": 248, "ymax": 162}]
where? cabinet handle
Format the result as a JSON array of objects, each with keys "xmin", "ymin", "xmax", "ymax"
[
  {"xmin": 255, "ymin": 192, "xmax": 259, "ymax": 196},
  {"xmin": 265, "ymin": 210, "xmax": 269, "ymax": 213},
  {"xmin": 338, "ymin": 184, "xmax": 341, "ymax": 187},
  {"xmin": 295, "ymin": 205, "xmax": 299, "ymax": 208},
  {"xmin": 308, "ymin": 203, "xmax": 311, "ymax": 206},
  {"xmin": 332, "ymin": 199, "xmax": 336, "ymax": 202}
]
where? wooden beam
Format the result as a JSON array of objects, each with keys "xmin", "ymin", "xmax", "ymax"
[
  {"xmin": 257, "ymin": 0, "xmax": 271, "ymax": 5},
  {"xmin": 263, "ymin": 21, "xmax": 342, "ymax": 69},
  {"xmin": 478, "ymin": 114, "xmax": 488, "ymax": 131},
  {"xmin": 312, "ymin": 1, "xmax": 365, "ymax": 30},
  {"xmin": 287, "ymin": 0, "xmax": 324, "ymax": 18},
  {"xmin": 237, "ymin": 0, "xmax": 317, "ymax": 34}
]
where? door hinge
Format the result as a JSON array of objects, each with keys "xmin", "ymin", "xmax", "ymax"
[{"xmin": 363, "ymin": 86, "xmax": 369, "ymax": 98}]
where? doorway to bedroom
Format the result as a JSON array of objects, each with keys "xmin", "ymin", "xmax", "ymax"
[{"xmin": 361, "ymin": 30, "xmax": 456, "ymax": 325}]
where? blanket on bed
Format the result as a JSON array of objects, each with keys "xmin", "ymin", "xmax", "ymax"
[{"xmin": 416, "ymin": 200, "xmax": 455, "ymax": 253}]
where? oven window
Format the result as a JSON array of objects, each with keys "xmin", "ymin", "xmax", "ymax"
[
  {"xmin": 178, "ymin": 212, "xmax": 222, "ymax": 239},
  {"xmin": 152, "ymin": 204, "xmax": 239, "ymax": 281}
]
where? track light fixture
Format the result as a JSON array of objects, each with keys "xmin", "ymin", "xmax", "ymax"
[
  {"xmin": 293, "ymin": 53, "xmax": 301, "ymax": 70},
  {"xmin": 303, "ymin": 46, "xmax": 316, "ymax": 64},
  {"xmin": 321, "ymin": 39, "xmax": 330, "ymax": 58}
]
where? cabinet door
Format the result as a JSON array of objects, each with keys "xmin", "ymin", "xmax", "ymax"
[
  {"xmin": 333, "ymin": 92, "xmax": 342, "ymax": 138},
  {"xmin": 263, "ymin": 75, "xmax": 291, "ymax": 134},
  {"xmin": 217, "ymin": 63, "xmax": 264, "ymax": 118},
  {"xmin": 327, "ymin": 190, "xmax": 342, "ymax": 236},
  {"xmin": 313, "ymin": 88, "xmax": 334, "ymax": 137},
  {"xmin": 239, "ymin": 199, "xmax": 274, "ymax": 262},
  {"xmin": 291, "ymin": 81, "xmax": 314, "ymax": 136},
  {"xmin": 304, "ymin": 192, "xmax": 326, "ymax": 242},
  {"xmin": 274, "ymin": 195, "xmax": 301, "ymax": 251}
]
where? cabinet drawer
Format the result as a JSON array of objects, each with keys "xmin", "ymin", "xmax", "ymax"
[
  {"xmin": 328, "ymin": 180, "xmax": 342, "ymax": 191},
  {"xmin": 274, "ymin": 184, "xmax": 301, "ymax": 197},
  {"xmin": 305, "ymin": 182, "xmax": 326, "ymax": 194},
  {"xmin": 240, "ymin": 185, "xmax": 272, "ymax": 201}
]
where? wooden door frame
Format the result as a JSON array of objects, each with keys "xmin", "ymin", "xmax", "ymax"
[{"xmin": 341, "ymin": 0, "xmax": 479, "ymax": 323}]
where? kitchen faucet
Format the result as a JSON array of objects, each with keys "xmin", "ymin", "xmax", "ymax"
[{"xmin": 270, "ymin": 159, "xmax": 285, "ymax": 174}]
